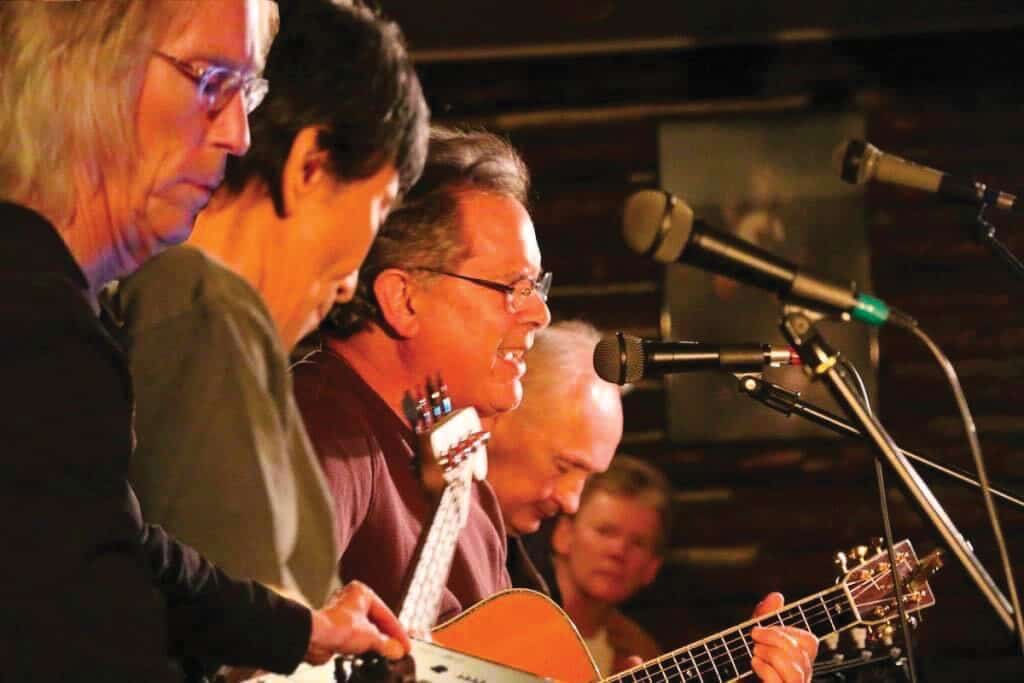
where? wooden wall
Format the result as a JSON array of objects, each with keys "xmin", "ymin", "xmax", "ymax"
[{"xmin": 408, "ymin": 22, "xmax": 1024, "ymax": 674}]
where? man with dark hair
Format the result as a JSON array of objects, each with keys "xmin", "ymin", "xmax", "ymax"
[
  {"xmin": 104, "ymin": 0, "xmax": 429, "ymax": 612},
  {"xmin": 294, "ymin": 126, "xmax": 552, "ymax": 624}
]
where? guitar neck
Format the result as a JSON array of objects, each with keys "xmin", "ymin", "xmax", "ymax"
[
  {"xmin": 398, "ymin": 479, "xmax": 470, "ymax": 637},
  {"xmin": 606, "ymin": 585, "xmax": 859, "ymax": 683}
]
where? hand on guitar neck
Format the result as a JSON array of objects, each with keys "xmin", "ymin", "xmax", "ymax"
[
  {"xmin": 749, "ymin": 592, "xmax": 818, "ymax": 683},
  {"xmin": 587, "ymin": 594, "xmax": 818, "ymax": 682}
]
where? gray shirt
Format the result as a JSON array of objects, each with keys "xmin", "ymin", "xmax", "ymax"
[{"xmin": 105, "ymin": 245, "xmax": 338, "ymax": 607}]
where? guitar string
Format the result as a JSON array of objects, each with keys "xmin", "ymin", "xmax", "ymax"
[
  {"xmin": 612, "ymin": 564, "xmax": 913, "ymax": 683},
  {"xmin": 617, "ymin": 587, "xmax": 910, "ymax": 683},
  {"xmin": 399, "ymin": 482, "xmax": 466, "ymax": 634},
  {"xmin": 651, "ymin": 568, "xmax": 908, "ymax": 683},
  {"xmin": 612, "ymin": 593, "xmax": 853, "ymax": 683}
]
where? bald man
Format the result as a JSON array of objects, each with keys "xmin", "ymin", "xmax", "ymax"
[
  {"xmin": 487, "ymin": 321, "xmax": 622, "ymax": 538},
  {"xmin": 488, "ymin": 320, "xmax": 819, "ymax": 683}
]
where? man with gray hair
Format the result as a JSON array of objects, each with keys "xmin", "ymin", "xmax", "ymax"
[
  {"xmin": 488, "ymin": 320, "xmax": 622, "ymax": 538},
  {"xmin": 488, "ymin": 321, "xmax": 819, "ymax": 683},
  {"xmin": 294, "ymin": 126, "xmax": 552, "ymax": 622},
  {"xmin": 0, "ymin": 1, "xmax": 408, "ymax": 681}
]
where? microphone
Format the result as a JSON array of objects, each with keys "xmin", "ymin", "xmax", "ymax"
[
  {"xmin": 833, "ymin": 138, "xmax": 1021, "ymax": 213},
  {"xmin": 593, "ymin": 332, "xmax": 800, "ymax": 385},
  {"xmin": 623, "ymin": 189, "xmax": 910, "ymax": 327}
]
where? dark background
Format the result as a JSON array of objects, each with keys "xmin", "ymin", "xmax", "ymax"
[{"xmin": 382, "ymin": 2, "xmax": 1024, "ymax": 677}]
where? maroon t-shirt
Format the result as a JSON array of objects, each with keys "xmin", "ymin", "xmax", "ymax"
[{"xmin": 293, "ymin": 347, "xmax": 510, "ymax": 623}]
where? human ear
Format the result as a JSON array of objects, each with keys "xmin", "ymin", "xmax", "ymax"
[
  {"xmin": 279, "ymin": 126, "xmax": 330, "ymax": 216},
  {"xmin": 373, "ymin": 268, "xmax": 419, "ymax": 339}
]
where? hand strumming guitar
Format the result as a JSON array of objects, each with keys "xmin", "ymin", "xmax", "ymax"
[
  {"xmin": 305, "ymin": 581, "xmax": 411, "ymax": 664},
  {"xmin": 749, "ymin": 592, "xmax": 819, "ymax": 683}
]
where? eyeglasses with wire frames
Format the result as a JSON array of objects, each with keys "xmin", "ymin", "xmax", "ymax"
[
  {"xmin": 416, "ymin": 269, "xmax": 553, "ymax": 314},
  {"xmin": 153, "ymin": 50, "xmax": 269, "ymax": 115}
]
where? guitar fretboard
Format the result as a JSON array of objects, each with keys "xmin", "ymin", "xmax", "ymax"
[
  {"xmin": 398, "ymin": 478, "xmax": 470, "ymax": 638},
  {"xmin": 606, "ymin": 585, "xmax": 858, "ymax": 683}
]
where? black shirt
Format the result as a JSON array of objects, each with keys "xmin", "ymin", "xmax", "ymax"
[{"xmin": 0, "ymin": 202, "xmax": 310, "ymax": 681}]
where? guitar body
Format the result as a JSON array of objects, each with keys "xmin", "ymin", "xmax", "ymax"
[{"xmin": 433, "ymin": 589, "xmax": 600, "ymax": 683}]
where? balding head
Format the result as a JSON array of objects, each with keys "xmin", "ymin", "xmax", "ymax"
[{"xmin": 488, "ymin": 321, "xmax": 624, "ymax": 535}]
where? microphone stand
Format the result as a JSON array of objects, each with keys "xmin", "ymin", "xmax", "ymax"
[
  {"xmin": 972, "ymin": 204, "xmax": 1024, "ymax": 283},
  {"xmin": 777, "ymin": 305, "xmax": 1016, "ymax": 633},
  {"xmin": 733, "ymin": 374, "xmax": 1024, "ymax": 511}
]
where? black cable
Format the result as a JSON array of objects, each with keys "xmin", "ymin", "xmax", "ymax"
[
  {"xmin": 973, "ymin": 208, "xmax": 1024, "ymax": 284},
  {"xmin": 887, "ymin": 317, "xmax": 1024, "ymax": 652},
  {"xmin": 840, "ymin": 357, "xmax": 920, "ymax": 683}
]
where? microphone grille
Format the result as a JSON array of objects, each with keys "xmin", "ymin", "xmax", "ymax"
[
  {"xmin": 622, "ymin": 190, "xmax": 694, "ymax": 264},
  {"xmin": 593, "ymin": 333, "xmax": 645, "ymax": 385},
  {"xmin": 833, "ymin": 138, "xmax": 876, "ymax": 185}
]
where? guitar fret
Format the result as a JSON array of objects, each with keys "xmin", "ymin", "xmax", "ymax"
[
  {"xmin": 398, "ymin": 481, "xmax": 467, "ymax": 636},
  {"xmin": 718, "ymin": 635, "xmax": 738, "ymax": 679},
  {"xmin": 819, "ymin": 594, "xmax": 838, "ymax": 632},
  {"xmin": 702, "ymin": 641, "xmax": 721, "ymax": 682},
  {"xmin": 655, "ymin": 656, "xmax": 671, "ymax": 683},
  {"xmin": 738, "ymin": 627, "xmax": 753, "ymax": 659},
  {"xmin": 688, "ymin": 647, "xmax": 705, "ymax": 682},
  {"xmin": 669, "ymin": 651, "xmax": 690, "ymax": 682},
  {"xmin": 795, "ymin": 603, "xmax": 812, "ymax": 632}
]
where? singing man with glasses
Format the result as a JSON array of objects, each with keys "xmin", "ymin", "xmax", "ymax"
[{"xmin": 293, "ymin": 126, "xmax": 552, "ymax": 623}]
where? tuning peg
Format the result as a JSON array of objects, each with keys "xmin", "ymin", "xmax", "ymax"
[
  {"xmin": 872, "ymin": 622, "xmax": 896, "ymax": 647},
  {"xmin": 404, "ymin": 387, "xmax": 433, "ymax": 433},
  {"xmin": 822, "ymin": 632, "xmax": 840, "ymax": 652},
  {"xmin": 425, "ymin": 375, "xmax": 438, "ymax": 411},
  {"xmin": 851, "ymin": 627, "xmax": 868, "ymax": 650},
  {"xmin": 415, "ymin": 391, "xmax": 432, "ymax": 432},
  {"xmin": 870, "ymin": 537, "xmax": 885, "ymax": 555},
  {"xmin": 436, "ymin": 374, "xmax": 452, "ymax": 416},
  {"xmin": 911, "ymin": 549, "xmax": 944, "ymax": 585},
  {"xmin": 834, "ymin": 551, "xmax": 850, "ymax": 575}
]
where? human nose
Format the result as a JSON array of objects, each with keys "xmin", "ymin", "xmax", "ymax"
[
  {"xmin": 519, "ymin": 290, "xmax": 551, "ymax": 330},
  {"xmin": 607, "ymin": 536, "xmax": 629, "ymax": 558},
  {"xmin": 554, "ymin": 473, "xmax": 586, "ymax": 516},
  {"xmin": 208, "ymin": 91, "xmax": 251, "ymax": 156}
]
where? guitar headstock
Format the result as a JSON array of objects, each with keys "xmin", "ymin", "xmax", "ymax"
[
  {"xmin": 839, "ymin": 539, "xmax": 942, "ymax": 626},
  {"xmin": 405, "ymin": 375, "xmax": 489, "ymax": 499}
]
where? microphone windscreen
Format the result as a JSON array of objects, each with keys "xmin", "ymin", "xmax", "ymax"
[
  {"xmin": 593, "ymin": 333, "xmax": 644, "ymax": 385},
  {"xmin": 833, "ymin": 138, "xmax": 871, "ymax": 185},
  {"xmin": 622, "ymin": 190, "xmax": 694, "ymax": 264}
]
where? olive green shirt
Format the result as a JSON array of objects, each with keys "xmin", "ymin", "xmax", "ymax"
[{"xmin": 105, "ymin": 245, "xmax": 338, "ymax": 607}]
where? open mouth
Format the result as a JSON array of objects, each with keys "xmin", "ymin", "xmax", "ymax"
[{"xmin": 498, "ymin": 349, "xmax": 525, "ymax": 363}]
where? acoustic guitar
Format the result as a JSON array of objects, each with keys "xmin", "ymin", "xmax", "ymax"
[{"xmin": 253, "ymin": 539, "xmax": 941, "ymax": 683}]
